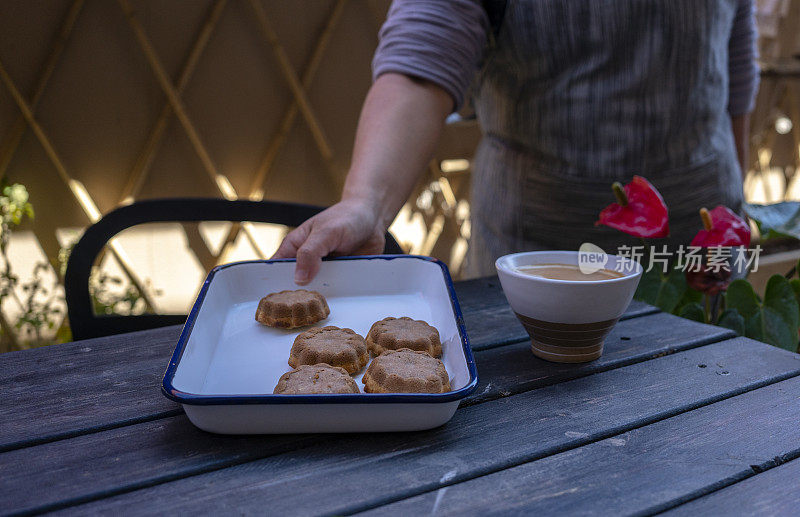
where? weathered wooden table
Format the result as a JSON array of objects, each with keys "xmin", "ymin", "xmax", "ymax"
[{"xmin": 3, "ymin": 277, "xmax": 800, "ymax": 516}]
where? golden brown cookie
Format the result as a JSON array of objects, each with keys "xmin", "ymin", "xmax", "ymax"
[
  {"xmin": 289, "ymin": 326, "xmax": 369, "ymax": 374},
  {"xmin": 362, "ymin": 348, "xmax": 451, "ymax": 394},
  {"xmin": 366, "ymin": 317, "xmax": 442, "ymax": 357},
  {"xmin": 273, "ymin": 364, "xmax": 359, "ymax": 394},
  {"xmin": 255, "ymin": 289, "xmax": 329, "ymax": 329}
]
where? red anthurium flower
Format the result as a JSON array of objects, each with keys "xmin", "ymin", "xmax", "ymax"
[
  {"xmin": 690, "ymin": 206, "xmax": 750, "ymax": 248},
  {"xmin": 595, "ymin": 176, "xmax": 669, "ymax": 238}
]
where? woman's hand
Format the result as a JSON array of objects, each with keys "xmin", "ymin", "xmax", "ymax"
[
  {"xmin": 272, "ymin": 198, "xmax": 386, "ymax": 285},
  {"xmin": 271, "ymin": 73, "xmax": 452, "ymax": 285}
]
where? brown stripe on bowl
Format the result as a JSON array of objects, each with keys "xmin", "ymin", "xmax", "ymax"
[{"xmin": 514, "ymin": 313, "xmax": 620, "ymax": 363}]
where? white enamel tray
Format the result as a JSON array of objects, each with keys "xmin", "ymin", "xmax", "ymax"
[{"xmin": 162, "ymin": 255, "xmax": 478, "ymax": 434}]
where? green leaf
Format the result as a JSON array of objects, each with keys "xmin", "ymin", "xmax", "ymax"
[
  {"xmin": 673, "ymin": 286, "xmax": 703, "ymax": 316},
  {"xmin": 678, "ymin": 302, "xmax": 705, "ymax": 323},
  {"xmin": 744, "ymin": 202, "xmax": 800, "ymax": 241},
  {"xmin": 790, "ymin": 278, "xmax": 800, "ymax": 307},
  {"xmin": 634, "ymin": 265, "xmax": 687, "ymax": 314},
  {"xmin": 725, "ymin": 279, "xmax": 760, "ymax": 318},
  {"xmin": 744, "ymin": 308, "xmax": 798, "ymax": 352},
  {"xmin": 718, "ymin": 308, "xmax": 746, "ymax": 336},
  {"xmin": 634, "ymin": 267, "xmax": 661, "ymax": 304},
  {"xmin": 726, "ymin": 275, "xmax": 799, "ymax": 352},
  {"xmin": 764, "ymin": 275, "xmax": 800, "ymax": 334}
]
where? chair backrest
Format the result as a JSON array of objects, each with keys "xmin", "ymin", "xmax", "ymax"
[{"xmin": 65, "ymin": 197, "xmax": 403, "ymax": 340}]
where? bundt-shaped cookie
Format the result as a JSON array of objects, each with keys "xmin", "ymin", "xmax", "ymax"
[
  {"xmin": 255, "ymin": 289, "xmax": 329, "ymax": 329},
  {"xmin": 289, "ymin": 326, "xmax": 368, "ymax": 374},
  {"xmin": 366, "ymin": 317, "xmax": 442, "ymax": 357},
  {"xmin": 362, "ymin": 348, "xmax": 451, "ymax": 393},
  {"xmin": 273, "ymin": 364, "xmax": 359, "ymax": 394}
]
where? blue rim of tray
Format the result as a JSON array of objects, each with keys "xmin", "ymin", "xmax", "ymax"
[{"xmin": 162, "ymin": 255, "xmax": 479, "ymax": 405}]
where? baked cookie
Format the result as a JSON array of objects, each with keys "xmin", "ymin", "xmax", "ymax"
[
  {"xmin": 362, "ymin": 348, "xmax": 451, "ymax": 394},
  {"xmin": 255, "ymin": 289, "xmax": 329, "ymax": 329},
  {"xmin": 366, "ymin": 317, "xmax": 442, "ymax": 357},
  {"xmin": 289, "ymin": 326, "xmax": 369, "ymax": 374},
  {"xmin": 273, "ymin": 364, "xmax": 359, "ymax": 394}
]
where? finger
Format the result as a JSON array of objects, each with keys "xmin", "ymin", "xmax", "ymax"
[
  {"xmin": 271, "ymin": 224, "xmax": 311, "ymax": 259},
  {"xmin": 294, "ymin": 227, "xmax": 340, "ymax": 285}
]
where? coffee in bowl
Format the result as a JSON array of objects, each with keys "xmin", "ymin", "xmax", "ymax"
[
  {"xmin": 516, "ymin": 263, "xmax": 623, "ymax": 281},
  {"xmin": 496, "ymin": 251, "xmax": 642, "ymax": 363}
]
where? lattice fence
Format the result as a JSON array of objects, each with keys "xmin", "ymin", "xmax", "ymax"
[{"xmin": 0, "ymin": 0, "xmax": 479, "ymax": 351}]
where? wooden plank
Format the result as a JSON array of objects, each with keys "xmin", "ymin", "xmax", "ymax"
[
  {"xmin": 0, "ymin": 280, "xmax": 660, "ymax": 451},
  {"xmin": 367, "ymin": 374, "xmax": 800, "ymax": 517},
  {"xmin": 662, "ymin": 457, "xmax": 800, "ymax": 516},
  {"xmin": 455, "ymin": 276, "xmax": 658, "ymax": 350},
  {"xmin": 0, "ymin": 326, "xmax": 181, "ymax": 452},
  {"xmin": 0, "ymin": 417, "xmax": 319, "ymax": 516},
  {"xmin": 467, "ymin": 311, "xmax": 734, "ymax": 405},
  {"xmin": 0, "ymin": 313, "xmax": 730, "ymax": 513},
  {"xmin": 38, "ymin": 339, "xmax": 800, "ymax": 516}
]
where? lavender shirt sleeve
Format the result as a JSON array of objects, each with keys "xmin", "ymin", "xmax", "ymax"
[
  {"xmin": 728, "ymin": 0, "xmax": 760, "ymax": 116},
  {"xmin": 372, "ymin": 0, "xmax": 489, "ymax": 110}
]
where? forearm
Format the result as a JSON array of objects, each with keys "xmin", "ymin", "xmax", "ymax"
[
  {"xmin": 730, "ymin": 114, "xmax": 750, "ymax": 177},
  {"xmin": 342, "ymin": 73, "xmax": 453, "ymax": 229}
]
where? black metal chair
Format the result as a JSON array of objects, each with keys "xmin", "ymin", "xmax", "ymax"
[{"xmin": 65, "ymin": 198, "xmax": 403, "ymax": 340}]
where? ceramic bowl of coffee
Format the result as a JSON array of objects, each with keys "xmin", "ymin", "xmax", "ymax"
[{"xmin": 495, "ymin": 251, "xmax": 643, "ymax": 363}]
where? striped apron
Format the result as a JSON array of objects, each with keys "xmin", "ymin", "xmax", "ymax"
[{"xmin": 464, "ymin": 0, "xmax": 743, "ymax": 278}]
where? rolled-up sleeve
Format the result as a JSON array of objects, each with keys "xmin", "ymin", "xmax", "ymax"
[
  {"xmin": 727, "ymin": 0, "xmax": 760, "ymax": 116},
  {"xmin": 372, "ymin": 0, "xmax": 489, "ymax": 110}
]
